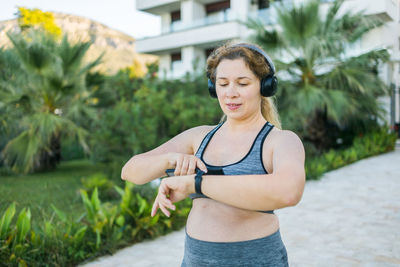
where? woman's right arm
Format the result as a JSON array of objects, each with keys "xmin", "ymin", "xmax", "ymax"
[{"xmin": 121, "ymin": 126, "xmax": 207, "ymax": 185}]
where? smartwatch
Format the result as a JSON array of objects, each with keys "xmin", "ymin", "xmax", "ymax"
[{"xmin": 195, "ymin": 170, "xmax": 205, "ymax": 195}]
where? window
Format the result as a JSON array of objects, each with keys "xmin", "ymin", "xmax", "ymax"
[
  {"xmin": 258, "ymin": 0, "xmax": 270, "ymax": 9},
  {"xmin": 170, "ymin": 10, "xmax": 182, "ymax": 32},
  {"xmin": 170, "ymin": 52, "xmax": 184, "ymax": 77},
  {"xmin": 257, "ymin": 0, "xmax": 282, "ymax": 9},
  {"xmin": 171, "ymin": 52, "xmax": 181, "ymax": 62},
  {"xmin": 171, "ymin": 52, "xmax": 182, "ymax": 70},
  {"xmin": 171, "ymin": 10, "xmax": 181, "ymax": 22},
  {"xmin": 205, "ymin": 0, "xmax": 230, "ymax": 14}
]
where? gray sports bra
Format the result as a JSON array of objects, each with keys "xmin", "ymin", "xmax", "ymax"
[{"xmin": 190, "ymin": 120, "xmax": 275, "ymax": 214}]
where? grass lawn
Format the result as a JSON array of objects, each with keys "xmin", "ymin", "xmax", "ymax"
[{"xmin": 0, "ymin": 159, "xmax": 110, "ymax": 222}]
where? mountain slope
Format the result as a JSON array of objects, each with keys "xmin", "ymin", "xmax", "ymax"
[{"xmin": 0, "ymin": 12, "xmax": 158, "ymax": 74}]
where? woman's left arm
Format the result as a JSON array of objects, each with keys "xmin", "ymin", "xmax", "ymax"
[
  {"xmin": 151, "ymin": 130, "xmax": 305, "ymax": 216},
  {"xmin": 198, "ymin": 130, "xmax": 306, "ymax": 211}
]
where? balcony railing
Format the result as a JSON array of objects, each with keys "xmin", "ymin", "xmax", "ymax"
[
  {"xmin": 248, "ymin": 1, "xmax": 292, "ymax": 25},
  {"xmin": 168, "ymin": 9, "xmax": 237, "ymax": 34}
]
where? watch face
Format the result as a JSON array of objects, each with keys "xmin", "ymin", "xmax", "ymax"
[{"xmin": 205, "ymin": 167, "xmax": 224, "ymax": 175}]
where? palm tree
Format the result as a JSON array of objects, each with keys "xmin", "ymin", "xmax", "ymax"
[
  {"xmin": 0, "ymin": 29, "xmax": 102, "ymax": 173},
  {"xmin": 246, "ymin": 0, "xmax": 390, "ymax": 150}
]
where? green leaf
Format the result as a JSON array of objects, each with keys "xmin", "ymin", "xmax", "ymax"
[
  {"xmin": 91, "ymin": 187, "xmax": 101, "ymax": 213},
  {"xmin": 72, "ymin": 226, "xmax": 87, "ymax": 247},
  {"xmin": 0, "ymin": 202, "xmax": 16, "ymax": 239},
  {"xmin": 14, "ymin": 208, "xmax": 31, "ymax": 245},
  {"xmin": 51, "ymin": 204, "xmax": 67, "ymax": 223}
]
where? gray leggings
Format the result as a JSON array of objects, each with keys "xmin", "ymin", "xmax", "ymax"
[{"xmin": 181, "ymin": 226, "xmax": 289, "ymax": 267}]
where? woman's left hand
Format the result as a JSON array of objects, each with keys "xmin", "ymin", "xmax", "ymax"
[{"xmin": 151, "ymin": 174, "xmax": 195, "ymax": 217}]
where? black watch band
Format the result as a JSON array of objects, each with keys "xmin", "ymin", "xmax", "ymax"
[{"xmin": 195, "ymin": 170, "xmax": 205, "ymax": 195}]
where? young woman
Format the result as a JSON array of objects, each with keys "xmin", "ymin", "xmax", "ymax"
[{"xmin": 121, "ymin": 42, "xmax": 305, "ymax": 266}]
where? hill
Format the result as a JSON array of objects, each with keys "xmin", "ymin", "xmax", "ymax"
[{"xmin": 0, "ymin": 12, "xmax": 157, "ymax": 74}]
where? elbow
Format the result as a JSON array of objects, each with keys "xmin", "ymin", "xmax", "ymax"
[
  {"xmin": 120, "ymin": 157, "xmax": 143, "ymax": 184},
  {"xmin": 120, "ymin": 166, "xmax": 130, "ymax": 181},
  {"xmin": 121, "ymin": 167, "xmax": 144, "ymax": 185},
  {"xmin": 120, "ymin": 167, "xmax": 128, "ymax": 181},
  {"xmin": 284, "ymin": 180, "xmax": 305, "ymax": 207},
  {"xmin": 285, "ymin": 194, "xmax": 301, "ymax": 207}
]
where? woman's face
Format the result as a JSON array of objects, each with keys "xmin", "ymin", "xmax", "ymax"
[{"xmin": 215, "ymin": 58, "xmax": 262, "ymax": 120}]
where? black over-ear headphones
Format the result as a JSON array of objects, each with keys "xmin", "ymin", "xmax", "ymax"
[{"xmin": 207, "ymin": 43, "xmax": 278, "ymax": 98}]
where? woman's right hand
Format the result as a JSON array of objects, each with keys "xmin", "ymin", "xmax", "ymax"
[{"xmin": 167, "ymin": 152, "xmax": 208, "ymax": 176}]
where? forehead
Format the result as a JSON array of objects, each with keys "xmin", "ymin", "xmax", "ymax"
[{"xmin": 216, "ymin": 58, "xmax": 255, "ymax": 79}]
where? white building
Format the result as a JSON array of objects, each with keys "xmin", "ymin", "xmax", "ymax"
[{"xmin": 136, "ymin": 0, "xmax": 400, "ymax": 128}]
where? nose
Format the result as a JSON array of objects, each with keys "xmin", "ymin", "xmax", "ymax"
[{"xmin": 225, "ymin": 84, "xmax": 239, "ymax": 97}]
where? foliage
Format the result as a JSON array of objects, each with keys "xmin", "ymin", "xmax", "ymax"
[
  {"xmin": 81, "ymin": 173, "xmax": 118, "ymax": 201},
  {"xmin": 122, "ymin": 58, "xmax": 146, "ymax": 78},
  {"xmin": 0, "ymin": 29, "xmax": 101, "ymax": 173},
  {"xmin": 0, "ymin": 181, "xmax": 191, "ymax": 266},
  {"xmin": 246, "ymin": 0, "xmax": 390, "ymax": 151},
  {"xmin": 17, "ymin": 7, "xmax": 62, "ymax": 37},
  {"xmin": 305, "ymin": 125, "xmax": 397, "ymax": 180},
  {"xmin": 89, "ymin": 71, "xmax": 222, "ymax": 169}
]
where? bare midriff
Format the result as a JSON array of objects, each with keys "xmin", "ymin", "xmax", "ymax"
[{"xmin": 186, "ymin": 197, "xmax": 279, "ymax": 242}]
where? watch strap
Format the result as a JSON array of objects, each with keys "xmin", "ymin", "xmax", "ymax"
[{"xmin": 195, "ymin": 170, "xmax": 205, "ymax": 195}]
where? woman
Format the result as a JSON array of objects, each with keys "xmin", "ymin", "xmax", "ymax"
[{"xmin": 121, "ymin": 42, "xmax": 305, "ymax": 266}]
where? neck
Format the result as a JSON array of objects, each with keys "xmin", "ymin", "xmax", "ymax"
[{"xmin": 224, "ymin": 113, "xmax": 266, "ymax": 133}]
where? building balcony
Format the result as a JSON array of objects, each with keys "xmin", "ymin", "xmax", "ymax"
[
  {"xmin": 136, "ymin": 20, "xmax": 242, "ymax": 53},
  {"xmin": 321, "ymin": 0, "xmax": 398, "ymax": 22},
  {"xmin": 136, "ymin": 10, "xmax": 242, "ymax": 54},
  {"xmin": 164, "ymin": 9, "xmax": 235, "ymax": 34},
  {"xmin": 363, "ymin": 0, "xmax": 398, "ymax": 22},
  {"xmin": 136, "ymin": 0, "xmax": 180, "ymax": 15}
]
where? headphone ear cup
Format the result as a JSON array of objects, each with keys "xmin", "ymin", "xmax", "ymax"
[
  {"xmin": 260, "ymin": 76, "xmax": 278, "ymax": 97},
  {"xmin": 208, "ymin": 79, "xmax": 217, "ymax": 98}
]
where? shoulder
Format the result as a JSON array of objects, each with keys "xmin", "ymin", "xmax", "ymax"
[
  {"xmin": 267, "ymin": 128, "xmax": 305, "ymax": 160},
  {"xmin": 184, "ymin": 124, "xmax": 217, "ymax": 138},
  {"xmin": 263, "ymin": 126, "xmax": 304, "ymax": 155},
  {"xmin": 274, "ymin": 128, "xmax": 303, "ymax": 147}
]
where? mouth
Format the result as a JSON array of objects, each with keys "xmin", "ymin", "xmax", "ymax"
[{"xmin": 226, "ymin": 103, "xmax": 242, "ymax": 110}]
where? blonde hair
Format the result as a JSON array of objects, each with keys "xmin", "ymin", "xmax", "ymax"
[{"xmin": 207, "ymin": 42, "xmax": 282, "ymax": 129}]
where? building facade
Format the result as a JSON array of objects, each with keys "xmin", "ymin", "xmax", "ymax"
[{"xmin": 136, "ymin": 0, "xmax": 400, "ymax": 128}]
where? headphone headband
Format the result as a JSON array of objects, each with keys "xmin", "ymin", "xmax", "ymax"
[{"xmin": 231, "ymin": 43, "xmax": 276, "ymax": 74}]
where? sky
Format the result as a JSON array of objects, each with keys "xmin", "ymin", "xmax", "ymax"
[{"xmin": 0, "ymin": 0, "xmax": 161, "ymax": 39}]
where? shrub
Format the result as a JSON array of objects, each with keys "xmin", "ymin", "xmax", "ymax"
[{"xmin": 306, "ymin": 126, "xmax": 397, "ymax": 180}]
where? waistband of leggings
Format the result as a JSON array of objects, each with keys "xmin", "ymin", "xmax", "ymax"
[{"xmin": 184, "ymin": 226, "xmax": 281, "ymax": 245}]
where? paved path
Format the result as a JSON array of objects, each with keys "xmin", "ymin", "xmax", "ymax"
[{"xmin": 80, "ymin": 142, "xmax": 400, "ymax": 267}]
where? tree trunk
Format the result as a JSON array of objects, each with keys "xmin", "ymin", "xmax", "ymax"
[
  {"xmin": 304, "ymin": 105, "xmax": 340, "ymax": 152},
  {"xmin": 35, "ymin": 133, "xmax": 61, "ymax": 171}
]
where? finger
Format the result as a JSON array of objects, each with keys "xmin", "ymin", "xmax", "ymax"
[
  {"xmin": 174, "ymin": 154, "xmax": 183, "ymax": 176},
  {"xmin": 180, "ymin": 156, "xmax": 189, "ymax": 175},
  {"xmin": 151, "ymin": 199, "xmax": 159, "ymax": 217},
  {"xmin": 188, "ymin": 158, "xmax": 196, "ymax": 175},
  {"xmin": 159, "ymin": 182, "xmax": 174, "ymax": 208},
  {"xmin": 196, "ymin": 157, "xmax": 208, "ymax": 173},
  {"xmin": 159, "ymin": 184, "xmax": 174, "ymax": 207},
  {"xmin": 160, "ymin": 193, "xmax": 175, "ymax": 210},
  {"xmin": 159, "ymin": 203, "xmax": 171, "ymax": 217}
]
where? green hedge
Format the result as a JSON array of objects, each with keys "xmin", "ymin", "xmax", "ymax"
[{"xmin": 305, "ymin": 126, "xmax": 397, "ymax": 180}]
